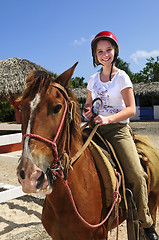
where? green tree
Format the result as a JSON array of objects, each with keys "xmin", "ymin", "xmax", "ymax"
[
  {"xmin": 70, "ymin": 76, "xmax": 87, "ymax": 88},
  {"xmin": 131, "ymin": 57, "xmax": 159, "ymax": 83},
  {"xmin": 116, "ymin": 57, "xmax": 133, "ymax": 79},
  {"xmin": 48, "ymin": 71, "xmax": 58, "ymax": 78},
  {"xmin": 49, "ymin": 71, "xmax": 87, "ymax": 88},
  {"xmin": 0, "ymin": 101, "xmax": 15, "ymax": 122}
]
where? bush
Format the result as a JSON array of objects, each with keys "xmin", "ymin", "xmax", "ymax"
[{"xmin": 0, "ymin": 101, "xmax": 16, "ymax": 122}]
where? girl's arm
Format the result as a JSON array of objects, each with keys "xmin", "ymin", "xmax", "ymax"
[{"xmin": 94, "ymin": 87, "xmax": 136, "ymax": 125}]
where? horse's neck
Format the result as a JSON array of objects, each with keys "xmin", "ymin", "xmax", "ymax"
[
  {"xmin": 70, "ymin": 134, "xmax": 83, "ymax": 156},
  {"xmin": 63, "ymin": 120, "xmax": 83, "ymax": 157}
]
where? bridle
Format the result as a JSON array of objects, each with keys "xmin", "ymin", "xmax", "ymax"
[
  {"xmin": 23, "ymin": 86, "xmax": 104, "ymax": 173},
  {"xmin": 23, "ymin": 82, "xmax": 71, "ymax": 169},
  {"xmin": 23, "ymin": 98, "xmax": 67, "ymax": 166}
]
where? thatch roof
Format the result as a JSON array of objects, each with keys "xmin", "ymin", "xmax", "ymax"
[
  {"xmin": 133, "ymin": 82, "xmax": 159, "ymax": 96},
  {"xmin": 71, "ymin": 88, "xmax": 87, "ymax": 100},
  {"xmin": 0, "ymin": 58, "xmax": 159, "ymax": 100},
  {"xmin": 72, "ymin": 82, "xmax": 159, "ymax": 101},
  {"xmin": 0, "ymin": 58, "xmax": 46, "ymax": 98}
]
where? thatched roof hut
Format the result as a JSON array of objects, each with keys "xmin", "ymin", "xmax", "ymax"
[
  {"xmin": 72, "ymin": 82, "xmax": 159, "ymax": 101},
  {"xmin": 133, "ymin": 82, "xmax": 159, "ymax": 96},
  {"xmin": 0, "ymin": 58, "xmax": 159, "ymax": 100},
  {"xmin": 71, "ymin": 88, "xmax": 87, "ymax": 101},
  {"xmin": 0, "ymin": 58, "xmax": 46, "ymax": 99}
]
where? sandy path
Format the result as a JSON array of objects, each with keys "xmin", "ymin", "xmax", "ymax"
[{"xmin": 0, "ymin": 121, "xmax": 159, "ymax": 239}]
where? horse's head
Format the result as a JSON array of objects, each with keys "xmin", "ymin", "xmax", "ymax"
[{"xmin": 17, "ymin": 62, "xmax": 82, "ymax": 195}]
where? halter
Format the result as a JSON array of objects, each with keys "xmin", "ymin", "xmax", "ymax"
[{"xmin": 23, "ymin": 83, "xmax": 70, "ymax": 167}]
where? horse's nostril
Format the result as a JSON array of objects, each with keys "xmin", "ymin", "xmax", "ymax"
[
  {"xmin": 20, "ymin": 170, "xmax": 25, "ymax": 179},
  {"xmin": 36, "ymin": 172, "xmax": 45, "ymax": 189}
]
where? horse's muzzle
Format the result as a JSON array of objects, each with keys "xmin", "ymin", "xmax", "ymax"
[{"xmin": 36, "ymin": 172, "xmax": 45, "ymax": 189}]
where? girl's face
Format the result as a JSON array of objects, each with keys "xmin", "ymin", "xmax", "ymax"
[{"xmin": 96, "ymin": 40, "xmax": 115, "ymax": 66}]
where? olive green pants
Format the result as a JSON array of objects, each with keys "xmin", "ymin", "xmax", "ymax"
[{"xmin": 98, "ymin": 123, "xmax": 153, "ymax": 228}]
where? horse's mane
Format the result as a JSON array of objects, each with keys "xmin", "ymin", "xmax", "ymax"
[
  {"xmin": 19, "ymin": 70, "xmax": 54, "ymax": 101},
  {"xmin": 19, "ymin": 70, "xmax": 82, "ymax": 140}
]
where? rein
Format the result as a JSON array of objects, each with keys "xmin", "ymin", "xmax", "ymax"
[{"xmin": 56, "ymin": 169, "xmax": 121, "ymax": 235}]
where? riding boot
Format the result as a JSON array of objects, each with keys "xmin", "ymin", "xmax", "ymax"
[{"xmin": 144, "ymin": 224, "xmax": 159, "ymax": 240}]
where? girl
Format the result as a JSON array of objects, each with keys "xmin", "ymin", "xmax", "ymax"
[{"xmin": 83, "ymin": 31, "xmax": 159, "ymax": 240}]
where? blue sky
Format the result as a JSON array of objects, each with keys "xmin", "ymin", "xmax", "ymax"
[{"xmin": 1, "ymin": 0, "xmax": 159, "ymax": 83}]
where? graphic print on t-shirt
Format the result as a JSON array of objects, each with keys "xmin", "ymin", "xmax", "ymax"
[{"xmin": 93, "ymin": 81, "xmax": 120, "ymax": 115}]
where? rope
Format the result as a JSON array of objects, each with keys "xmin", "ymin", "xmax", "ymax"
[
  {"xmin": 56, "ymin": 169, "xmax": 121, "ymax": 234},
  {"xmin": 23, "ymin": 133, "xmax": 59, "ymax": 162}
]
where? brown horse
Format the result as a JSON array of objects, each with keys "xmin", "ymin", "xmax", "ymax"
[{"xmin": 17, "ymin": 63, "xmax": 159, "ymax": 240}]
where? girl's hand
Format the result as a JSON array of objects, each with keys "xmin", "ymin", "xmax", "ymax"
[
  {"xmin": 83, "ymin": 107, "xmax": 93, "ymax": 120},
  {"xmin": 94, "ymin": 115, "xmax": 112, "ymax": 125}
]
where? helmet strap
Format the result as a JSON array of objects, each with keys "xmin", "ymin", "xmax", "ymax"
[{"xmin": 109, "ymin": 62, "xmax": 113, "ymax": 81}]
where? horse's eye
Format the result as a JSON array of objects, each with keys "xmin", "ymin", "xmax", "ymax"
[{"xmin": 53, "ymin": 104, "xmax": 62, "ymax": 114}]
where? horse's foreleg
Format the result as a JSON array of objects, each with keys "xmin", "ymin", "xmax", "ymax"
[{"xmin": 148, "ymin": 190, "xmax": 159, "ymax": 226}]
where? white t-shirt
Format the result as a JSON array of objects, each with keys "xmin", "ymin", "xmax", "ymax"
[{"xmin": 87, "ymin": 69, "xmax": 133, "ymax": 123}]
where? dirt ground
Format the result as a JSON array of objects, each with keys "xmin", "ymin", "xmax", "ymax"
[{"xmin": 0, "ymin": 121, "xmax": 159, "ymax": 240}]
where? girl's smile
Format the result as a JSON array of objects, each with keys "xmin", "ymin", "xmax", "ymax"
[{"xmin": 96, "ymin": 40, "xmax": 115, "ymax": 66}]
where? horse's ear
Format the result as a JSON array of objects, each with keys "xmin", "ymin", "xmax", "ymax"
[{"xmin": 55, "ymin": 62, "xmax": 78, "ymax": 87}]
